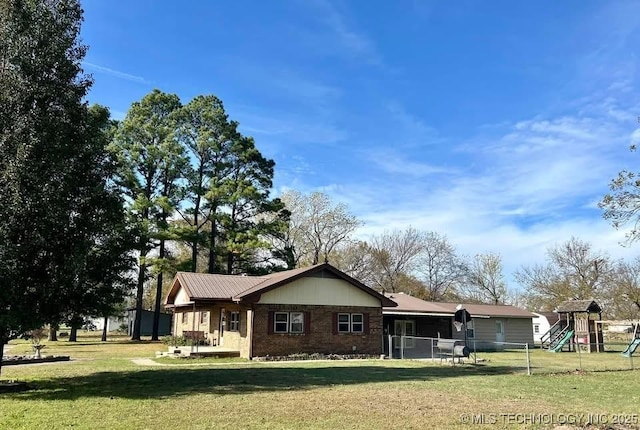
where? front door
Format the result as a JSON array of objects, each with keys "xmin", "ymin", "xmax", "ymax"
[
  {"xmin": 495, "ymin": 320, "xmax": 505, "ymax": 343},
  {"xmin": 394, "ymin": 320, "xmax": 416, "ymax": 349}
]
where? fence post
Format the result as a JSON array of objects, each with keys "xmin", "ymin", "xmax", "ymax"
[
  {"xmin": 525, "ymin": 343, "xmax": 531, "ymax": 376},
  {"xmin": 431, "ymin": 338, "xmax": 434, "ymax": 360},
  {"xmin": 577, "ymin": 342, "xmax": 582, "ymax": 371},
  {"xmin": 473, "ymin": 340, "xmax": 477, "ymax": 364}
]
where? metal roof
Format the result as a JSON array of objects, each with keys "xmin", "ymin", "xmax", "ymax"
[
  {"xmin": 384, "ymin": 293, "xmax": 454, "ymax": 314},
  {"xmin": 383, "ymin": 293, "xmax": 534, "ymax": 318},
  {"xmin": 165, "ymin": 264, "xmax": 396, "ymax": 307},
  {"xmin": 174, "ymin": 272, "xmax": 268, "ymax": 300}
]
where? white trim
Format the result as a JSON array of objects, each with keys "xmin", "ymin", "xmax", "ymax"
[
  {"xmin": 351, "ymin": 313, "xmax": 364, "ymax": 333},
  {"xmin": 274, "ymin": 312, "xmax": 289, "ymax": 333},
  {"xmin": 383, "ymin": 311, "xmax": 530, "ymax": 319},
  {"xmin": 383, "ymin": 311, "xmax": 455, "ymax": 317},
  {"xmin": 289, "ymin": 312, "xmax": 304, "ymax": 334},
  {"xmin": 338, "ymin": 313, "xmax": 351, "ymax": 333}
]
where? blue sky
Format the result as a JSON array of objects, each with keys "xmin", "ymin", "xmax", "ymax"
[{"xmin": 80, "ymin": 1, "xmax": 640, "ymax": 289}]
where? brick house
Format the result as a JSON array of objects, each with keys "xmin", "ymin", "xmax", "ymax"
[{"xmin": 164, "ymin": 263, "xmax": 396, "ymax": 359}]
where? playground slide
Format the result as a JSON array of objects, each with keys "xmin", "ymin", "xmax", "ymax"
[
  {"xmin": 621, "ymin": 338, "xmax": 640, "ymax": 357},
  {"xmin": 548, "ymin": 330, "xmax": 574, "ymax": 352}
]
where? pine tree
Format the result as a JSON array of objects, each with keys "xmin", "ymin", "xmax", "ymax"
[{"xmin": 110, "ymin": 89, "xmax": 182, "ymax": 340}]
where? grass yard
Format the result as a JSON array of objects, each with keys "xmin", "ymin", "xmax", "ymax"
[{"xmin": 1, "ymin": 335, "xmax": 639, "ymax": 430}]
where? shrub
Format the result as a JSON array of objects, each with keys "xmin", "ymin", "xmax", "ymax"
[{"xmin": 161, "ymin": 335, "xmax": 189, "ymax": 347}]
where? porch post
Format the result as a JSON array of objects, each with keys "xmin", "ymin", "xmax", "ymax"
[{"xmin": 191, "ymin": 302, "xmax": 196, "ymax": 353}]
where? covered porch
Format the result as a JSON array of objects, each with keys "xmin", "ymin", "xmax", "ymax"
[{"xmin": 383, "ymin": 313, "xmax": 454, "ymax": 358}]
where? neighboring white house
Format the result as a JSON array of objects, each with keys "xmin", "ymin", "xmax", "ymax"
[
  {"xmin": 532, "ymin": 313, "xmax": 550, "ymax": 344},
  {"xmin": 86, "ymin": 315, "xmax": 128, "ymax": 332},
  {"xmin": 531, "ymin": 312, "xmax": 561, "ymax": 344}
]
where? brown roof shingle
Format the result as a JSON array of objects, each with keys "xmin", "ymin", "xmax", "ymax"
[{"xmin": 555, "ymin": 299, "xmax": 602, "ymax": 314}]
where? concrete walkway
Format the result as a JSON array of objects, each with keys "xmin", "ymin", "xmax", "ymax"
[{"xmin": 131, "ymin": 357, "xmax": 252, "ymax": 367}]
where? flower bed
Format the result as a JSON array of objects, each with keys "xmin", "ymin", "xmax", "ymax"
[
  {"xmin": 1, "ymin": 355, "xmax": 70, "ymax": 366},
  {"xmin": 252, "ymin": 353, "xmax": 380, "ymax": 362}
]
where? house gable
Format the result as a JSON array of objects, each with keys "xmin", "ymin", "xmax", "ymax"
[
  {"xmin": 257, "ymin": 276, "xmax": 381, "ymax": 307},
  {"xmin": 174, "ymin": 285, "xmax": 191, "ymax": 306}
]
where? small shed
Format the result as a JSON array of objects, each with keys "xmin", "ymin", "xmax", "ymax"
[
  {"xmin": 127, "ymin": 309, "xmax": 173, "ymax": 337},
  {"xmin": 554, "ymin": 299, "xmax": 603, "ymax": 352}
]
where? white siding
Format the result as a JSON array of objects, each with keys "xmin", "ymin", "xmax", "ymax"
[
  {"xmin": 257, "ymin": 277, "xmax": 380, "ymax": 307},
  {"xmin": 174, "ymin": 287, "xmax": 191, "ymax": 305},
  {"xmin": 532, "ymin": 313, "xmax": 551, "ymax": 343}
]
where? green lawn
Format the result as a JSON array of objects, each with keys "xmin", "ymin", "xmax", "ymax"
[{"xmin": 1, "ymin": 335, "xmax": 639, "ymax": 429}]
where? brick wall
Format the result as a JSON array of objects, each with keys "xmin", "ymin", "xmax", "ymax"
[{"xmin": 251, "ymin": 304, "xmax": 383, "ymax": 357}]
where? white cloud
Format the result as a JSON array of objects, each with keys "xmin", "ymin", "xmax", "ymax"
[
  {"xmin": 82, "ymin": 62, "xmax": 150, "ymax": 84},
  {"xmin": 306, "ymin": 0, "xmax": 381, "ymax": 64},
  {"xmin": 309, "ymin": 95, "xmax": 640, "ymax": 292}
]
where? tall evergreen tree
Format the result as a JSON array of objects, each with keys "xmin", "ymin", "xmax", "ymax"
[
  {"xmin": 0, "ymin": 0, "xmax": 132, "ymax": 376},
  {"xmin": 110, "ymin": 89, "xmax": 182, "ymax": 340},
  {"xmin": 221, "ymin": 136, "xmax": 286, "ymax": 274},
  {"xmin": 174, "ymin": 95, "xmax": 236, "ymax": 273}
]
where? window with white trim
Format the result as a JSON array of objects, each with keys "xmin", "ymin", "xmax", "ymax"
[
  {"xmin": 229, "ymin": 312, "xmax": 240, "ymax": 331},
  {"xmin": 182, "ymin": 312, "xmax": 188, "ymax": 324},
  {"xmin": 338, "ymin": 313, "xmax": 365, "ymax": 334},
  {"xmin": 338, "ymin": 313, "xmax": 350, "ymax": 333},
  {"xmin": 290, "ymin": 312, "xmax": 304, "ymax": 334},
  {"xmin": 200, "ymin": 311, "xmax": 208, "ymax": 324},
  {"xmin": 534, "ymin": 324, "xmax": 540, "ymax": 334},
  {"xmin": 274, "ymin": 312, "xmax": 289, "ymax": 333},
  {"xmin": 351, "ymin": 313, "xmax": 363, "ymax": 333},
  {"xmin": 273, "ymin": 312, "xmax": 305, "ymax": 334}
]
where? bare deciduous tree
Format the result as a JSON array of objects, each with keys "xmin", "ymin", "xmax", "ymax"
[
  {"xmin": 515, "ymin": 237, "xmax": 612, "ymax": 312},
  {"xmin": 599, "ymin": 144, "xmax": 640, "ymax": 244},
  {"xmin": 328, "ymin": 241, "xmax": 374, "ymax": 283},
  {"xmin": 461, "ymin": 253, "xmax": 507, "ymax": 304},
  {"xmin": 281, "ymin": 190, "xmax": 361, "ymax": 266},
  {"xmin": 367, "ymin": 227, "xmax": 425, "ymax": 292},
  {"xmin": 416, "ymin": 232, "xmax": 467, "ymax": 300},
  {"xmin": 608, "ymin": 258, "xmax": 640, "ymax": 319}
]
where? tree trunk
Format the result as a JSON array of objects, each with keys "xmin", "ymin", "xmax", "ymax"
[
  {"xmin": 48, "ymin": 323, "xmax": 58, "ymax": 341},
  {"xmin": 191, "ymin": 196, "xmax": 200, "ymax": 272},
  {"xmin": 101, "ymin": 316, "xmax": 108, "ymax": 341},
  {"xmin": 208, "ymin": 209, "xmax": 217, "ymax": 274},
  {"xmin": 69, "ymin": 325, "xmax": 78, "ymax": 342},
  {"xmin": 0, "ymin": 331, "xmax": 6, "ymax": 379},
  {"xmin": 152, "ymin": 238, "xmax": 165, "ymax": 341},
  {"xmin": 191, "ymin": 235, "xmax": 198, "ymax": 272},
  {"xmin": 132, "ymin": 260, "xmax": 146, "ymax": 340},
  {"xmin": 227, "ymin": 251, "xmax": 234, "ymax": 275}
]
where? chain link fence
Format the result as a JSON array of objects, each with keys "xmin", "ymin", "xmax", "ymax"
[{"xmin": 386, "ymin": 335, "xmax": 638, "ymax": 375}]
